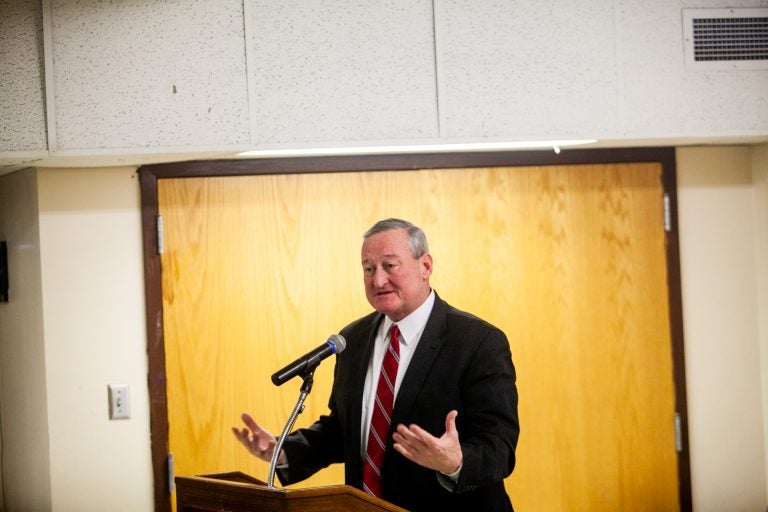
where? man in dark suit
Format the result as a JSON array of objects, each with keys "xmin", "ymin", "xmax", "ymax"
[{"xmin": 233, "ymin": 218, "xmax": 519, "ymax": 511}]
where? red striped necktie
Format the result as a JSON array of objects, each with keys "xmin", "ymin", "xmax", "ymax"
[{"xmin": 362, "ymin": 324, "xmax": 401, "ymax": 498}]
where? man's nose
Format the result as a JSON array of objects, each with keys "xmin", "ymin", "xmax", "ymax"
[{"xmin": 372, "ymin": 267, "xmax": 389, "ymax": 287}]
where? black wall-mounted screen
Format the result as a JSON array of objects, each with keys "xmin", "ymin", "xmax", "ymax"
[{"xmin": 0, "ymin": 241, "xmax": 8, "ymax": 302}]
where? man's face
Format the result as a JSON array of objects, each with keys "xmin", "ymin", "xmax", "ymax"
[{"xmin": 361, "ymin": 228, "xmax": 433, "ymax": 322}]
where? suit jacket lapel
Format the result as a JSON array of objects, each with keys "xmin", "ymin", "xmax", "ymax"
[{"xmin": 391, "ymin": 296, "xmax": 448, "ymax": 427}]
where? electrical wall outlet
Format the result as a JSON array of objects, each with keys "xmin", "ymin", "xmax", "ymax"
[{"xmin": 108, "ymin": 384, "xmax": 130, "ymax": 420}]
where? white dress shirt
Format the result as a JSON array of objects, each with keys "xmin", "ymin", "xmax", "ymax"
[{"xmin": 360, "ymin": 290, "xmax": 436, "ymax": 453}]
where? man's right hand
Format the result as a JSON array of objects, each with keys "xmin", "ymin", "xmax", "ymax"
[{"xmin": 231, "ymin": 412, "xmax": 287, "ymax": 465}]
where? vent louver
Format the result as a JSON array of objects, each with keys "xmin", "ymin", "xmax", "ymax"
[{"xmin": 683, "ymin": 8, "xmax": 768, "ymax": 70}]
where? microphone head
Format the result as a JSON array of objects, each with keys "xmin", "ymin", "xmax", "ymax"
[{"xmin": 328, "ymin": 334, "xmax": 347, "ymax": 354}]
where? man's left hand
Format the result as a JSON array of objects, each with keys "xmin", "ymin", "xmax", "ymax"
[{"xmin": 392, "ymin": 410, "xmax": 462, "ymax": 474}]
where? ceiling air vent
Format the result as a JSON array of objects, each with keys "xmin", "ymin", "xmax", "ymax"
[{"xmin": 683, "ymin": 8, "xmax": 768, "ymax": 70}]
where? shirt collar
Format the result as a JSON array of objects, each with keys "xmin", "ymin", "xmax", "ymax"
[{"xmin": 382, "ymin": 290, "xmax": 435, "ymax": 345}]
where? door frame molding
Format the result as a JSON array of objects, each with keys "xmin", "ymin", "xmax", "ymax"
[{"xmin": 139, "ymin": 147, "xmax": 690, "ymax": 512}]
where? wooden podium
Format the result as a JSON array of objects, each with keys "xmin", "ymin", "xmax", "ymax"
[{"xmin": 175, "ymin": 472, "xmax": 407, "ymax": 512}]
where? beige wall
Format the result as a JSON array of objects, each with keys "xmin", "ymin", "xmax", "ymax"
[
  {"xmin": 753, "ymin": 144, "xmax": 768, "ymax": 497},
  {"xmin": 36, "ymin": 166, "xmax": 153, "ymax": 511},
  {"xmin": 0, "ymin": 146, "xmax": 766, "ymax": 510},
  {"xmin": 677, "ymin": 145, "xmax": 768, "ymax": 510},
  {"xmin": 0, "ymin": 168, "xmax": 51, "ymax": 512}
]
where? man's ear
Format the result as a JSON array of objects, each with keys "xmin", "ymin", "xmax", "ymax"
[{"xmin": 420, "ymin": 254, "xmax": 433, "ymax": 278}]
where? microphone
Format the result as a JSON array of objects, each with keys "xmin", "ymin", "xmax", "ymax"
[{"xmin": 271, "ymin": 334, "xmax": 347, "ymax": 386}]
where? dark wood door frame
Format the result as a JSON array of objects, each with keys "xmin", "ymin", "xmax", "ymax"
[{"xmin": 139, "ymin": 147, "xmax": 691, "ymax": 512}]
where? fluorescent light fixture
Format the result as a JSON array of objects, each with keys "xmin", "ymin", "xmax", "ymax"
[{"xmin": 236, "ymin": 139, "xmax": 597, "ymax": 158}]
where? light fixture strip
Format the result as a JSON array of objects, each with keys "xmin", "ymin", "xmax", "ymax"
[{"xmin": 237, "ymin": 140, "xmax": 597, "ymax": 158}]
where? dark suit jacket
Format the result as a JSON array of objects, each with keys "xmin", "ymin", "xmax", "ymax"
[{"xmin": 279, "ymin": 293, "xmax": 519, "ymax": 512}]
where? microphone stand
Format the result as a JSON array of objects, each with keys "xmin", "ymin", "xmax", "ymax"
[{"xmin": 267, "ymin": 367, "xmax": 316, "ymax": 489}]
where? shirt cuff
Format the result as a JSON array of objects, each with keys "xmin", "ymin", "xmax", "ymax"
[{"xmin": 436, "ymin": 462, "xmax": 462, "ymax": 491}]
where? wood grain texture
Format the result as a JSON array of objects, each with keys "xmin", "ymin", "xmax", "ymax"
[{"xmin": 159, "ymin": 163, "xmax": 678, "ymax": 511}]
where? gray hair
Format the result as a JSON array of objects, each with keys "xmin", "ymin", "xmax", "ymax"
[{"xmin": 363, "ymin": 218, "xmax": 429, "ymax": 258}]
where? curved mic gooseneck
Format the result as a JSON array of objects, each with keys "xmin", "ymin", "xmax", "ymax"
[{"xmin": 267, "ymin": 370, "xmax": 315, "ymax": 488}]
